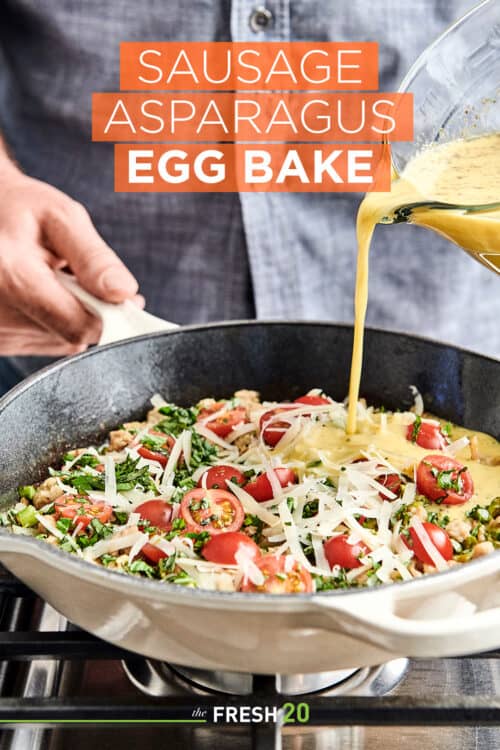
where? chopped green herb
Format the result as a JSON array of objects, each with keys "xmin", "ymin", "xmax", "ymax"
[
  {"xmin": 62, "ymin": 455, "xmax": 157, "ymax": 495},
  {"xmin": 302, "ymin": 499, "xmax": 319, "ymax": 519},
  {"xmin": 442, "ymin": 422, "xmax": 453, "ymax": 438},
  {"xmin": 306, "ymin": 460, "xmax": 322, "ymax": 469},
  {"xmin": 156, "ymin": 404, "xmax": 198, "ymax": 436},
  {"xmin": 56, "ymin": 517, "xmax": 72, "ymax": 534},
  {"xmin": 63, "ymin": 453, "xmax": 100, "ymax": 469},
  {"xmin": 185, "ymin": 530, "xmax": 211, "ymax": 551},
  {"xmin": 410, "ymin": 415, "xmax": 422, "ymax": 443},
  {"xmin": 127, "ymin": 560, "xmax": 156, "ymax": 578}
]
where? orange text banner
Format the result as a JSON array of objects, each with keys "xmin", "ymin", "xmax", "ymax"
[
  {"xmin": 93, "ymin": 92, "xmax": 412, "ymax": 142},
  {"xmin": 120, "ymin": 42, "xmax": 379, "ymax": 91},
  {"xmin": 114, "ymin": 143, "xmax": 391, "ymax": 192}
]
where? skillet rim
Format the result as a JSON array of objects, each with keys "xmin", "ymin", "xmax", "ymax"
[{"xmin": 0, "ymin": 319, "xmax": 498, "ymax": 607}]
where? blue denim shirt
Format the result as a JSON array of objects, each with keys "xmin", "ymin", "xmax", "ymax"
[{"xmin": 0, "ymin": 0, "xmax": 497, "ymax": 393}]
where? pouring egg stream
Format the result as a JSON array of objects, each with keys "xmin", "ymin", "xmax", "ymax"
[{"xmin": 347, "ymin": 132, "xmax": 500, "ymax": 436}]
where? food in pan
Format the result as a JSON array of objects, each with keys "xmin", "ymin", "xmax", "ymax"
[{"xmin": 4, "ymin": 390, "xmax": 500, "ymax": 593}]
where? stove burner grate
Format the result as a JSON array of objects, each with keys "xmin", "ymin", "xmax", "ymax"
[{"xmin": 123, "ymin": 658, "xmax": 409, "ymax": 697}]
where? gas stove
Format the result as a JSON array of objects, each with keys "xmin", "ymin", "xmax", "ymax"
[{"xmin": 0, "ymin": 566, "xmax": 499, "ymax": 750}]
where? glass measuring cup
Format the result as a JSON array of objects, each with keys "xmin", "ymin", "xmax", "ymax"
[
  {"xmin": 387, "ymin": 0, "xmax": 500, "ymax": 273},
  {"xmin": 393, "ymin": 0, "xmax": 500, "ymax": 173}
]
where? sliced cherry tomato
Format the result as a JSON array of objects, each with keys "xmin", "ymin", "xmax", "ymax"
[
  {"xmin": 260, "ymin": 406, "xmax": 295, "ymax": 447},
  {"xmin": 406, "ymin": 419, "xmax": 449, "ymax": 450},
  {"xmin": 135, "ymin": 499, "xmax": 173, "ymax": 531},
  {"xmin": 239, "ymin": 554, "xmax": 313, "ymax": 593},
  {"xmin": 324, "ymin": 534, "xmax": 369, "ymax": 569},
  {"xmin": 244, "ymin": 468, "xmax": 297, "ymax": 502},
  {"xmin": 294, "ymin": 394, "xmax": 331, "ymax": 406},
  {"xmin": 198, "ymin": 465, "xmax": 246, "ymax": 490},
  {"xmin": 198, "ymin": 403, "xmax": 248, "ymax": 439},
  {"xmin": 406, "ymin": 522, "xmax": 453, "ymax": 566},
  {"xmin": 137, "ymin": 433, "xmax": 175, "ymax": 467},
  {"xmin": 377, "ymin": 472, "xmax": 402, "ymax": 500},
  {"xmin": 181, "ymin": 488, "xmax": 244, "ymax": 535},
  {"xmin": 141, "ymin": 542, "xmax": 168, "ymax": 564},
  {"xmin": 55, "ymin": 495, "xmax": 113, "ymax": 533},
  {"xmin": 416, "ymin": 454, "xmax": 474, "ymax": 505},
  {"xmin": 202, "ymin": 531, "xmax": 260, "ymax": 565}
]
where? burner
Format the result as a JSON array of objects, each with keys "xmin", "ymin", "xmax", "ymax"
[{"xmin": 123, "ymin": 658, "xmax": 409, "ymax": 697}]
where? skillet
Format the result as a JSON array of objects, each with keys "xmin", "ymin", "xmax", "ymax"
[{"xmin": 0, "ymin": 321, "xmax": 499, "ymax": 674}]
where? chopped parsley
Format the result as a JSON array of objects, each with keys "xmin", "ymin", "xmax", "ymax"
[
  {"xmin": 127, "ymin": 560, "xmax": 156, "ymax": 578},
  {"xmin": 410, "ymin": 415, "xmax": 422, "ymax": 443},
  {"xmin": 62, "ymin": 453, "xmax": 100, "ymax": 469},
  {"xmin": 155, "ymin": 404, "xmax": 198, "ymax": 436},
  {"xmin": 61, "ymin": 455, "xmax": 157, "ymax": 495},
  {"xmin": 302, "ymin": 499, "xmax": 319, "ymax": 519},
  {"xmin": 430, "ymin": 464, "xmax": 467, "ymax": 495},
  {"xmin": 185, "ymin": 530, "xmax": 211, "ymax": 552}
]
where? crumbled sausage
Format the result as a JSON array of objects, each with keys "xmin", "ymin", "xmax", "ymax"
[
  {"xmin": 109, "ymin": 429, "xmax": 135, "ymax": 451},
  {"xmin": 234, "ymin": 390, "xmax": 260, "ymax": 409},
  {"xmin": 472, "ymin": 541, "xmax": 494, "ymax": 558},
  {"xmin": 446, "ymin": 519, "xmax": 472, "ymax": 543},
  {"xmin": 123, "ymin": 421, "xmax": 144, "ymax": 432},
  {"xmin": 234, "ymin": 432, "xmax": 255, "ymax": 454},
  {"xmin": 33, "ymin": 477, "xmax": 63, "ymax": 509}
]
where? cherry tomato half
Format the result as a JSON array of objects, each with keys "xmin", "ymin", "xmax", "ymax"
[
  {"xmin": 55, "ymin": 495, "xmax": 113, "ymax": 533},
  {"xmin": 406, "ymin": 420, "xmax": 448, "ymax": 450},
  {"xmin": 198, "ymin": 465, "xmax": 246, "ymax": 490},
  {"xmin": 135, "ymin": 499, "xmax": 173, "ymax": 531},
  {"xmin": 377, "ymin": 472, "xmax": 402, "ymax": 500},
  {"xmin": 198, "ymin": 403, "xmax": 248, "ymax": 439},
  {"xmin": 141, "ymin": 542, "xmax": 168, "ymax": 564},
  {"xmin": 239, "ymin": 554, "xmax": 313, "ymax": 593},
  {"xmin": 181, "ymin": 488, "xmax": 244, "ymax": 535},
  {"xmin": 260, "ymin": 406, "xmax": 295, "ymax": 447},
  {"xmin": 137, "ymin": 433, "xmax": 176, "ymax": 467},
  {"xmin": 324, "ymin": 534, "xmax": 369, "ymax": 570},
  {"xmin": 416, "ymin": 454, "xmax": 474, "ymax": 505},
  {"xmin": 202, "ymin": 531, "xmax": 260, "ymax": 565},
  {"xmin": 294, "ymin": 394, "xmax": 331, "ymax": 406},
  {"xmin": 406, "ymin": 522, "xmax": 453, "ymax": 567},
  {"xmin": 244, "ymin": 468, "xmax": 297, "ymax": 502}
]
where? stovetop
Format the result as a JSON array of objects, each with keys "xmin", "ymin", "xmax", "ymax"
[{"xmin": 0, "ymin": 567, "xmax": 499, "ymax": 750}]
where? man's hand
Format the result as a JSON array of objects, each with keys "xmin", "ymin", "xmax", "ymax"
[{"xmin": 0, "ymin": 163, "xmax": 139, "ymax": 355}]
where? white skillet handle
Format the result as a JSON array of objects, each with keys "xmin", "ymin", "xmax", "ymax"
[
  {"xmin": 312, "ymin": 556, "xmax": 500, "ymax": 658},
  {"xmin": 56, "ymin": 271, "xmax": 178, "ymax": 346}
]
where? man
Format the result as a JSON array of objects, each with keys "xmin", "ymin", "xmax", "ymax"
[{"xmin": 0, "ymin": 0, "xmax": 496, "ymax": 396}]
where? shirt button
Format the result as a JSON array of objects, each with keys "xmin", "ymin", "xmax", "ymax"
[{"xmin": 249, "ymin": 6, "xmax": 274, "ymax": 32}]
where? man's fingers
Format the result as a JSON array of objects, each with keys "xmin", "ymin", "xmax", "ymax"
[
  {"xmin": 42, "ymin": 199, "xmax": 138, "ymax": 303},
  {"xmin": 2, "ymin": 250, "xmax": 102, "ymax": 345},
  {"xmin": 0, "ymin": 301, "xmax": 88, "ymax": 356}
]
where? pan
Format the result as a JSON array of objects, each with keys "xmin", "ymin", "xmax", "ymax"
[{"xmin": 0, "ymin": 320, "xmax": 499, "ymax": 674}]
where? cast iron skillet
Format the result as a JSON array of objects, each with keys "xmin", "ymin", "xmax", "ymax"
[{"xmin": 0, "ymin": 322, "xmax": 499, "ymax": 674}]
